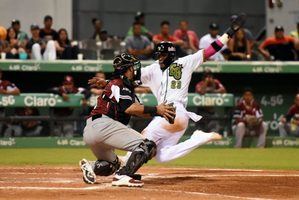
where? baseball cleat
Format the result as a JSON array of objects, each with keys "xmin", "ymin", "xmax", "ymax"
[
  {"xmin": 79, "ymin": 158, "xmax": 97, "ymax": 184},
  {"xmin": 112, "ymin": 174, "xmax": 144, "ymax": 187},
  {"xmin": 192, "ymin": 130, "xmax": 222, "ymax": 141}
]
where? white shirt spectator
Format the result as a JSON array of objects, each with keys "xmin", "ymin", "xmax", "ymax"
[{"xmin": 199, "ymin": 34, "xmax": 225, "ymax": 61}]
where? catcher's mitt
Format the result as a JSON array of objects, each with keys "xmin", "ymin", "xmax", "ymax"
[{"xmin": 245, "ymin": 115, "xmax": 259, "ymax": 128}]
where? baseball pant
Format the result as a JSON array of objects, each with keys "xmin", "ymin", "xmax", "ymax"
[
  {"xmin": 83, "ymin": 115, "xmax": 144, "ymax": 162},
  {"xmin": 278, "ymin": 122, "xmax": 299, "ymax": 137},
  {"xmin": 143, "ymin": 112, "xmax": 214, "ymax": 163},
  {"xmin": 234, "ymin": 122, "xmax": 268, "ymax": 148}
]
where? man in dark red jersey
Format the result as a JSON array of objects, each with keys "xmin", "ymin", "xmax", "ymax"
[
  {"xmin": 79, "ymin": 53, "xmax": 175, "ymax": 187},
  {"xmin": 0, "ymin": 69, "xmax": 20, "ymax": 136},
  {"xmin": 233, "ymin": 88, "xmax": 267, "ymax": 148},
  {"xmin": 279, "ymin": 93, "xmax": 299, "ymax": 137}
]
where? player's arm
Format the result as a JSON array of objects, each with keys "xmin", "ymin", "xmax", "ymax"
[
  {"xmin": 88, "ymin": 77, "xmax": 108, "ymax": 88},
  {"xmin": 125, "ymin": 102, "xmax": 176, "ymax": 122},
  {"xmin": 203, "ymin": 13, "xmax": 246, "ymax": 61}
]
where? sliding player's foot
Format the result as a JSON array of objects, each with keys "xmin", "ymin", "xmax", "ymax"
[{"xmin": 191, "ymin": 130, "xmax": 222, "ymax": 141}]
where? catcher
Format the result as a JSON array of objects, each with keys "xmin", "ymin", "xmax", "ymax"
[
  {"xmin": 233, "ymin": 88, "xmax": 268, "ymax": 148},
  {"xmin": 79, "ymin": 53, "xmax": 176, "ymax": 187}
]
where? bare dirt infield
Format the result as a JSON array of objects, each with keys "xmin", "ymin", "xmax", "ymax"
[{"xmin": 0, "ymin": 166, "xmax": 298, "ymax": 200}]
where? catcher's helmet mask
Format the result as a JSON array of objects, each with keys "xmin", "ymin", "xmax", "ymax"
[
  {"xmin": 113, "ymin": 53, "xmax": 142, "ymax": 87},
  {"xmin": 154, "ymin": 41, "xmax": 176, "ymax": 70}
]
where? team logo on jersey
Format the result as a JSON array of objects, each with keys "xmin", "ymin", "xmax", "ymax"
[{"xmin": 169, "ymin": 63, "xmax": 182, "ymax": 80}]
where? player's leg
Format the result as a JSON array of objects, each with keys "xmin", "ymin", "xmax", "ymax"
[
  {"xmin": 234, "ymin": 122, "xmax": 246, "ymax": 148},
  {"xmin": 278, "ymin": 122, "xmax": 289, "ymax": 137},
  {"xmin": 83, "ymin": 116, "xmax": 156, "ymax": 187},
  {"xmin": 143, "ymin": 115, "xmax": 221, "ymax": 163},
  {"xmin": 155, "ymin": 129, "xmax": 221, "ymax": 163},
  {"xmin": 256, "ymin": 122, "xmax": 268, "ymax": 148}
]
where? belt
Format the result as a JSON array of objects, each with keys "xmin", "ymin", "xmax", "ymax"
[{"xmin": 91, "ymin": 114, "xmax": 102, "ymax": 121}]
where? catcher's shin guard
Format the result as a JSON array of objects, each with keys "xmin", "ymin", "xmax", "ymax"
[
  {"xmin": 117, "ymin": 139, "xmax": 156, "ymax": 176},
  {"xmin": 93, "ymin": 157, "xmax": 121, "ymax": 176}
]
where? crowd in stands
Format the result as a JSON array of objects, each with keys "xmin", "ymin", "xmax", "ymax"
[
  {"xmin": 0, "ymin": 12, "xmax": 299, "ymax": 148},
  {"xmin": 1, "ymin": 12, "xmax": 299, "ymax": 61}
]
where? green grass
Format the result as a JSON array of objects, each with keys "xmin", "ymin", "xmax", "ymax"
[{"xmin": 0, "ymin": 148, "xmax": 298, "ymax": 170}]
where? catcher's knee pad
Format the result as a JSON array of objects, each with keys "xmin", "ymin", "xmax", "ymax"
[
  {"xmin": 118, "ymin": 139, "xmax": 156, "ymax": 176},
  {"xmin": 93, "ymin": 158, "xmax": 120, "ymax": 176}
]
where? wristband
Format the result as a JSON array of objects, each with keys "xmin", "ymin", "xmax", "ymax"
[{"xmin": 143, "ymin": 106, "xmax": 158, "ymax": 116}]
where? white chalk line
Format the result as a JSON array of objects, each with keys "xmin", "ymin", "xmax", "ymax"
[
  {"xmin": 136, "ymin": 187, "xmax": 275, "ymax": 200},
  {"xmin": 0, "ymin": 184, "xmax": 111, "ymax": 191},
  {"xmin": 144, "ymin": 174, "xmax": 299, "ymax": 179}
]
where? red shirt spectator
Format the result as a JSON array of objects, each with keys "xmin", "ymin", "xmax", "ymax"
[
  {"xmin": 195, "ymin": 71, "xmax": 226, "ymax": 95},
  {"xmin": 153, "ymin": 20, "xmax": 183, "ymax": 46},
  {"xmin": 173, "ymin": 20, "xmax": 199, "ymax": 53},
  {"xmin": 0, "ymin": 70, "xmax": 20, "ymax": 95}
]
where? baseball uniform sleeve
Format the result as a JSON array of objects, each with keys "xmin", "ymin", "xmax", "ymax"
[
  {"xmin": 140, "ymin": 63, "xmax": 155, "ymax": 86},
  {"xmin": 177, "ymin": 49, "xmax": 204, "ymax": 72}
]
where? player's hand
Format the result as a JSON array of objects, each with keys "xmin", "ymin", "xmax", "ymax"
[
  {"xmin": 280, "ymin": 117, "xmax": 286, "ymax": 123},
  {"xmin": 156, "ymin": 102, "xmax": 176, "ymax": 124},
  {"xmin": 88, "ymin": 77, "xmax": 107, "ymax": 88},
  {"xmin": 62, "ymin": 93, "xmax": 69, "ymax": 101}
]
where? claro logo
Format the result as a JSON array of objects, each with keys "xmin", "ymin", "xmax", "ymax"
[
  {"xmin": 192, "ymin": 96, "xmax": 224, "ymax": 106},
  {"xmin": 24, "ymin": 96, "xmax": 57, "ymax": 107}
]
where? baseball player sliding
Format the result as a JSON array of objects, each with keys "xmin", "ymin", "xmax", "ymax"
[{"xmin": 81, "ymin": 13, "xmax": 246, "ymax": 185}]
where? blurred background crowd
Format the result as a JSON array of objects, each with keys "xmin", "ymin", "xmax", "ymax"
[{"xmin": 0, "ymin": 0, "xmax": 299, "ymax": 148}]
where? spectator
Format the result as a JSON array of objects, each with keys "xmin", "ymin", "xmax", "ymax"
[
  {"xmin": 90, "ymin": 71, "xmax": 106, "ymax": 96},
  {"xmin": 174, "ymin": 20, "xmax": 199, "ymax": 54},
  {"xmin": 39, "ymin": 15, "xmax": 59, "ymax": 41},
  {"xmin": 98, "ymin": 30, "xmax": 113, "ymax": 49},
  {"xmin": 11, "ymin": 19, "xmax": 28, "ymax": 48},
  {"xmin": 0, "ymin": 69, "xmax": 20, "ymax": 95},
  {"xmin": 290, "ymin": 22, "xmax": 299, "ymax": 59},
  {"xmin": 127, "ymin": 11, "xmax": 153, "ymax": 40},
  {"xmin": 0, "ymin": 69, "xmax": 20, "ymax": 136},
  {"xmin": 195, "ymin": 70, "xmax": 226, "ymax": 95},
  {"xmin": 290, "ymin": 22, "xmax": 299, "ymax": 39},
  {"xmin": 230, "ymin": 15, "xmax": 254, "ymax": 47},
  {"xmin": 56, "ymin": 28, "xmax": 78, "ymax": 59},
  {"xmin": 195, "ymin": 70, "xmax": 226, "ymax": 133},
  {"xmin": 4, "ymin": 27, "xmax": 27, "ymax": 59},
  {"xmin": 153, "ymin": 20, "xmax": 185, "ymax": 56},
  {"xmin": 233, "ymin": 88, "xmax": 267, "ymax": 148},
  {"xmin": 199, "ymin": 23, "xmax": 225, "ymax": 61},
  {"xmin": 278, "ymin": 93, "xmax": 299, "ymax": 137},
  {"xmin": 50, "ymin": 75, "xmax": 88, "ymax": 137},
  {"xmin": 153, "ymin": 20, "xmax": 183, "ymax": 46},
  {"xmin": 125, "ymin": 22, "xmax": 153, "ymax": 60},
  {"xmin": 26, "ymin": 24, "xmax": 56, "ymax": 60},
  {"xmin": 91, "ymin": 18, "xmax": 103, "ymax": 41},
  {"xmin": 227, "ymin": 28, "xmax": 252, "ymax": 60},
  {"xmin": 258, "ymin": 26, "xmax": 297, "ymax": 61},
  {"xmin": 3, "ymin": 107, "xmax": 43, "ymax": 137}
]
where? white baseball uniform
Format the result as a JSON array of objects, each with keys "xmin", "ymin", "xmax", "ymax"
[{"xmin": 140, "ymin": 50, "xmax": 215, "ymax": 162}]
